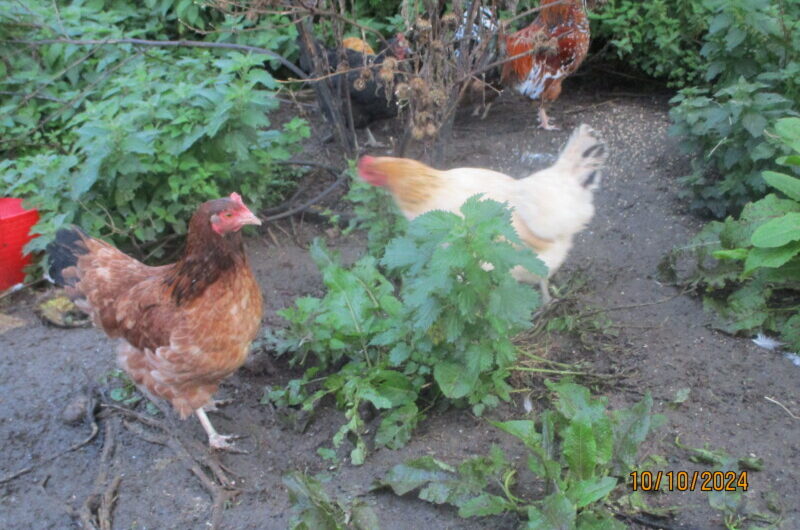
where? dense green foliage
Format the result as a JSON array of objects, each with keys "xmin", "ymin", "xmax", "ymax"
[
  {"xmin": 378, "ymin": 380, "xmax": 662, "ymax": 529},
  {"xmin": 592, "ymin": 0, "xmax": 800, "ymax": 217},
  {"xmin": 664, "ymin": 118, "xmax": 800, "ymax": 349},
  {"xmin": 668, "ymin": 0, "xmax": 800, "ymax": 217},
  {"xmin": 590, "ymin": 0, "xmax": 711, "ymax": 87},
  {"xmin": 266, "ymin": 197, "xmax": 545, "ymax": 463},
  {"xmin": 0, "ymin": 0, "xmax": 308, "ymax": 265}
]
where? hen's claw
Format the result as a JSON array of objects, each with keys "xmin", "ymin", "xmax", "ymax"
[
  {"xmin": 196, "ymin": 407, "xmax": 247, "ymax": 453},
  {"xmin": 538, "ymin": 107, "xmax": 560, "ymax": 131}
]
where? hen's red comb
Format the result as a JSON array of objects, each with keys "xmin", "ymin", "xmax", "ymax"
[{"xmin": 229, "ymin": 192, "xmax": 245, "ymax": 207}]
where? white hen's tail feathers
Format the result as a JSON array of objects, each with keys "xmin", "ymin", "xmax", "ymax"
[{"xmin": 549, "ymin": 124, "xmax": 607, "ymax": 188}]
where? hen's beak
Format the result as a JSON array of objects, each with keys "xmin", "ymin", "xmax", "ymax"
[{"xmin": 238, "ymin": 207, "xmax": 262, "ymax": 227}]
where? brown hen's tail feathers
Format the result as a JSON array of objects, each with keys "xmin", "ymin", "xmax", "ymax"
[
  {"xmin": 46, "ymin": 227, "xmax": 89, "ymax": 287},
  {"xmin": 551, "ymin": 124, "xmax": 607, "ymax": 188}
]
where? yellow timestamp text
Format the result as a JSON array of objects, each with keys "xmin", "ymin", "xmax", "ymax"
[{"xmin": 629, "ymin": 471, "xmax": 748, "ymax": 492}]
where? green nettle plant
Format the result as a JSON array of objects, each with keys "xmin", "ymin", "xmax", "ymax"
[
  {"xmin": 378, "ymin": 380, "xmax": 663, "ymax": 529},
  {"xmin": 266, "ymin": 196, "xmax": 546, "ymax": 464},
  {"xmin": 664, "ymin": 118, "xmax": 800, "ymax": 349}
]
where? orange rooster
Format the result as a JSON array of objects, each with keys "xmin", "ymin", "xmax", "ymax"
[
  {"xmin": 358, "ymin": 125, "xmax": 606, "ymax": 301},
  {"xmin": 501, "ymin": 0, "xmax": 592, "ymax": 130},
  {"xmin": 47, "ymin": 193, "xmax": 264, "ymax": 450}
]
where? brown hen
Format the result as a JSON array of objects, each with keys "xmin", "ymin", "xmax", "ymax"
[{"xmin": 47, "ymin": 193, "xmax": 263, "ymax": 450}]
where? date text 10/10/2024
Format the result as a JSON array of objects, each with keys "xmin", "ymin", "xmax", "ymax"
[{"xmin": 630, "ymin": 471, "xmax": 748, "ymax": 492}]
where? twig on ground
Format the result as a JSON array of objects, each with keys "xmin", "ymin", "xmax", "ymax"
[
  {"xmin": 765, "ymin": 396, "xmax": 800, "ymax": 420},
  {"xmin": 0, "ymin": 278, "xmax": 47, "ymax": 302},
  {"xmin": 107, "ymin": 403, "xmax": 239, "ymax": 529},
  {"xmin": 79, "ymin": 418, "xmax": 120, "ymax": 530}
]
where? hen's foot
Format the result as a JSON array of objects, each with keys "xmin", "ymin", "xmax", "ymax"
[
  {"xmin": 196, "ymin": 407, "xmax": 247, "ymax": 453},
  {"xmin": 538, "ymin": 107, "xmax": 560, "ymax": 131},
  {"xmin": 208, "ymin": 432, "xmax": 248, "ymax": 453}
]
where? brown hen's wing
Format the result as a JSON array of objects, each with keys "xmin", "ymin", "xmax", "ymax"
[{"xmin": 53, "ymin": 230, "xmax": 173, "ymax": 345}]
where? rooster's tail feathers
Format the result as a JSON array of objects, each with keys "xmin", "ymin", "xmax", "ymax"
[
  {"xmin": 553, "ymin": 124, "xmax": 607, "ymax": 189},
  {"xmin": 46, "ymin": 227, "xmax": 89, "ymax": 287}
]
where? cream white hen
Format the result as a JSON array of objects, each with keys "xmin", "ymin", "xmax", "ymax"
[{"xmin": 357, "ymin": 124, "xmax": 607, "ymax": 301}]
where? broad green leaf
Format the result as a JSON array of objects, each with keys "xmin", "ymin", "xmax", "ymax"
[
  {"xmin": 563, "ymin": 417, "xmax": 597, "ymax": 480},
  {"xmin": 350, "ymin": 499, "xmax": 381, "ymax": 530},
  {"xmin": 379, "ymin": 457, "xmax": 455, "ymax": 496},
  {"xmin": 547, "ymin": 380, "xmax": 606, "ymax": 422},
  {"xmin": 526, "ymin": 493, "xmax": 576, "ymax": 530},
  {"xmin": 741, "ymin": 111, "xmax": 766, "ymax": 137},
  {"xmin": 751, "ymin": 213, "xmax": 800, "ymax": 248},
  {"xmin": 566, "ymin": 477, "xmax": 617, "ymax": 509},
  {"xmin": 763, "ymin": 171, "xmax": 800, "ymax": 201},
  {"xmin": 492, "ymin": 420, "xmax": 541, "ymax": 451},
  {"xmin": 611, "ymin": 393, "xmax": 654, "ymax": 475},
  {"xmin": 458, "ymin": 493, "xmax": 512, "ymax": 518},
  {"xmin": 775, "ymin": 117, "xmax": 800, "ymax": 153},
  {"xmin": 743, "ymin": 242, "xmax": 800, "ymax": 274},
  {"xmin": 712, "ymin": 248, "xmax": 748, "ymax": 261},
  {"xmin": 434, "ymin": 361, "xmax": 476, "ymax": 399}
]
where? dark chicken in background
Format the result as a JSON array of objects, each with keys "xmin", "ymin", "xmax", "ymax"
[
  {"xmin": 299, "ymin": 34, "xmax": 411, "ymax": 129},
  {"xmin": 47, "ymin": 193, "xmax": 264, "ymax": 450}
]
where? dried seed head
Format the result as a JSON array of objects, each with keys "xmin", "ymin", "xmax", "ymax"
[
  {"xmin": 430, "ymin": 39, "xmax": 446, "ymax": 53},
  {"xmin": 412, "ymin": 126, "xmax": 425, "ymax": 140},
  {"xmin": 430, "ymin": 88, "xmax": 447, "ymax": 106},
  {"xmin": 359, "ymin": 68, "xmax": 373, "ymax": 80},
  {"xmin": 441, "ymin": 13, "xmax": 457, "ymax": 27},
  {"xmin": 416, "ymin": 17, "xmax": 432, "ymax": 32},
  {"xmin": 410, "ymin": 77, "xmax": 426, "ymax": 92},
  {"xmin": 416, "ymin": 111, "xmax": 433, "ymax": 124},
  {"xmin": 353, "ymin": 77, "xmax": 367, "ymax": 91},
  {"xmin": 382, "ymin": 57, "xmax": 398, "ymax": 70},
  {"xmin": 395, "ymin": 83, "xmax": 411, "ymax": 100},
  {"xmin": 378, "ymin": 68, "xmax": 394, "ymax": 83},
  {"xmin": 425, "ymin": 122, "xmax": 437, "ymax": 137}
]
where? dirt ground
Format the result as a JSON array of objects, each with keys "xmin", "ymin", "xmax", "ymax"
[{"xmin": 1, "ymin": 86, "xmax": 799, "ymax": 530}]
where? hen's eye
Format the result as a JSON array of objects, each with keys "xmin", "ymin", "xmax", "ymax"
[{"xmin": 225, "ymin": 212, "xmax": 233, "ymax": 218}]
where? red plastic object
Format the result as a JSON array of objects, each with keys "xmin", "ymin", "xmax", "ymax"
[{"xmin": 0, "ymin": 198, "xmax": 39, "ymax": 291}]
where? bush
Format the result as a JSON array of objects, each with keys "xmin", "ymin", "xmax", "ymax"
[
  {"xmin": 0, "ymin": 1, "xmax": 309, "ymax": 265},
  {"xmin": 668, "ymin": 0, "xmax": 800, "ymax": 217},
  {"xmin": 663, "ymin": 118, "xmax": 800, "ymax": 350},
  {"xmin": 590, "ymin": 0, "xmax": 711, "ymax": 87},
  {"xmin": 266, "ymin": 197, "xmax": 546, "ymax": 463}
]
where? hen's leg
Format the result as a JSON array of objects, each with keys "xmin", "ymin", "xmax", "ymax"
[
  {"xmin": 538, "ymin": 105, "xmax": 559, "ymax": 131},
  {"xmin": 539, "ymin": 278, "xmax": 552, "ymax": 305},
  {"xmin": 195, "ymin": 407, "xmax": 242, "ymax": 451},
  {"xmin": 202, "ymin": 399, "xmax": 234, "ymax": 413}
]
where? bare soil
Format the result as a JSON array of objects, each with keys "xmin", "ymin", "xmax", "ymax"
[{"xmin": 1, "ymin": 87, "xmax": 798, "ymax": 530}]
